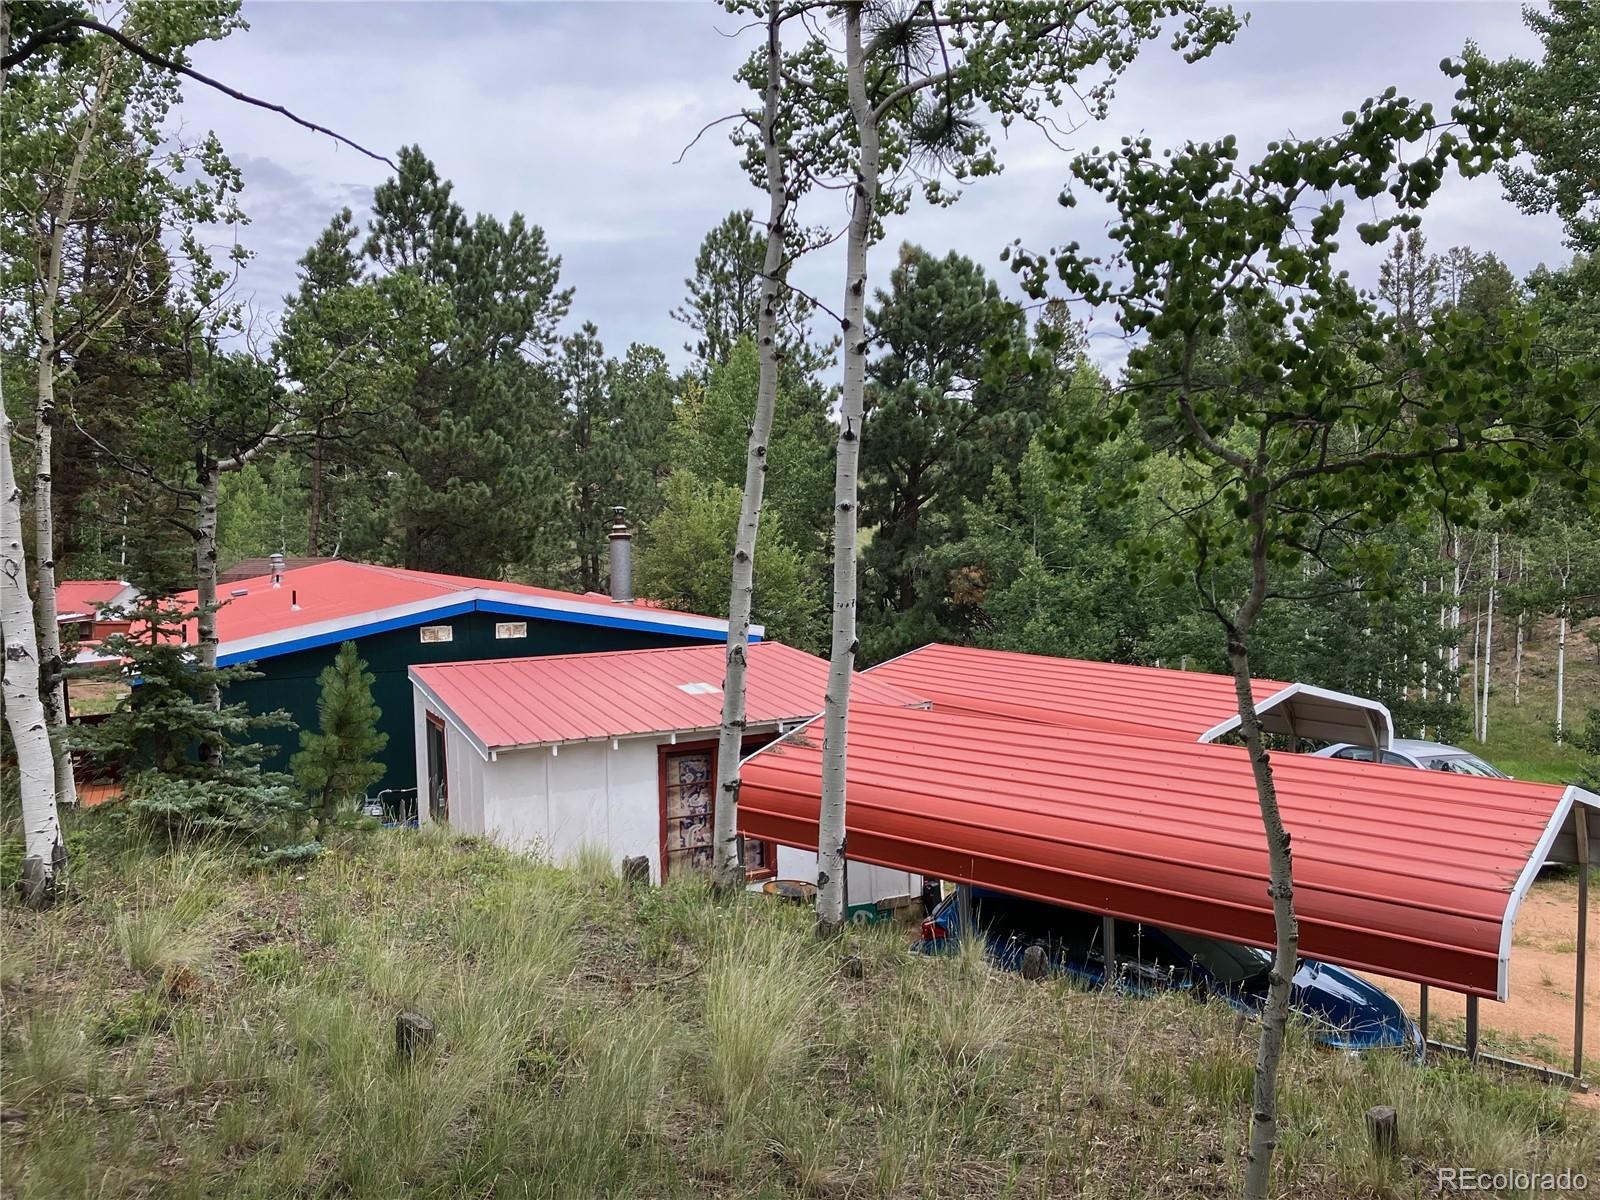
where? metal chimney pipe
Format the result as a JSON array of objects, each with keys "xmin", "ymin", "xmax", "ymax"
[
  {"xmin": 607, "ymin": 507, "xmax": 633, "ymax": 604},
  {"xmin": 270, "ymin": 551, "xmax": 286, "ymax": 587}
]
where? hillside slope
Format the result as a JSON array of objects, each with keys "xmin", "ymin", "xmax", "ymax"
[{"xmin": 3, "ymin": 820, "xmax": 1596, "ymax": 1199}]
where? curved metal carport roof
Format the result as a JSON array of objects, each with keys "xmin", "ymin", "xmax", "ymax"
[
  {"xmin": 866, "ymin": 644, "xmax": 1394, "ymax": 748},
  {"xmin": 739, "ymin": 700, "xmax": 1597, "ymax": 1000}
]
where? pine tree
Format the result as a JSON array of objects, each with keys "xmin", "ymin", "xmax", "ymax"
[
  {"xmin": 74, "ymin": 598, "xmax": 299, "ymax": 842},
  {"xmin": 291, "ymin": 641, "xmax": 387, "ymax": 836}
]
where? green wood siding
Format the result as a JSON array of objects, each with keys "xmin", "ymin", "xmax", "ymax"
[{"xmin": 225, "ymin": 613, "xmax": 706, "ymax": 789}]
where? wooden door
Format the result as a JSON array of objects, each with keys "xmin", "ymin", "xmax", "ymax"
[
  {"xmin": 425, "ymin": 713, "xmax": 449, "ymax": 824},
  {"xmin": 661, "ymin": 749, "xmax": 714, "ymax": 879}
]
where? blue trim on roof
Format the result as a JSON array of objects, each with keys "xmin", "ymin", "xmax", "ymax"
[{"xmin": 215, "ymin": 596, "xmax": 745, "ymax": 667}]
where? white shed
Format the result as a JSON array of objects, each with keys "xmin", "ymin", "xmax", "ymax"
[{"xmin": 408, "ymin": 642, "xmax": 927, "ymax": 911}]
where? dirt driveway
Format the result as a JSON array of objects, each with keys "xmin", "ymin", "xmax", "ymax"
[{"xmin": 1367, "ymin": 872, "xmax": 1597, "ymax": 1084}]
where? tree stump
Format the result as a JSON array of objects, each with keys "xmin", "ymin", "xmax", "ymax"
[
  {"xmin": 395, "ymin": 1011, "xmax": 435, "ymax": 1063},
  {"xmin": 1365, "ymin": 1105, "xmax": 1398, "ymax": 1159},
  {"xmin": 621, "ymin": 856, "xmax": 650, "ymax": 887},
  {"xmin": 1021, "ymin": 944, "xmax": 1049, "ymax": 981}
]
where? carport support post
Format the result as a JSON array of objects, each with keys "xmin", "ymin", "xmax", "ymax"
[
  {"xmin": 957, "ymin": 884, "xmax": 973, "ymax": 948},
  {"xmin": 1466, "ymin": 995, "xmax": 1479, "ymax": 1062},
  {"xmin": 1102, "ymin": 915, "xmax": 1117, "ymax": 988},
  {"xmin": 1574, "ymin": 806, "xmax": 1589, "ymax": 1084},
  {"xmin": 1418, "ymin": 984, "xmax": 1429, "ymax": 1046}
]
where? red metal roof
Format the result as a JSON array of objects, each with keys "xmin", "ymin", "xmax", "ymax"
[
  {"xmin": 130, "ymin": 561, "xmax": 735, "ymax": 661},
  {"xmin": 411, "ymin": 642, "xmax": 928, "ymax": 752},
  {"xmin": 867, "ymin": 643, "xmax": 1291, "ymax": 742},
  {"xmin": 739, "ymin": 700, "xmax": 1596, "ymax": 998},
  {"xmin": 56, "ymin": 580, "xmax": 133, "ymax": 619}
]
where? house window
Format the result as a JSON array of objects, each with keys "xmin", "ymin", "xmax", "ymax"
[
  {"xmin": 659, "ymin": 743, "xmax": 776, "ymax": 882},
  {"xmin": 420, "ymin": 624, "xmax": 453, "ymax": 644},
  {"xmin": 494, "ymin": 621, "xmax": 527, "ymax": 639}
]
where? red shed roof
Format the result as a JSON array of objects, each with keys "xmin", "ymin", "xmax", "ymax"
[
  {"xmin": 148, "ymin": 561, "xmax": 743, "ymax": 665},
  {"xmin": 56, "ymin": 579, "xmax": 136, "ymax": 620},
  {"xmin": 739, "ymin": 701, "xmax": 1597, "ymax": 999},
  {"xmin": 867, "ymin": 643, "xmax": 1393, "ymax": 747},
  {"xmin": 411, "ymin": 642, "xmax": 928, "ymax": 754}
]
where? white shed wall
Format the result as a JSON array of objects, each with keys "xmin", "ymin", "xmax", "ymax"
[
  {"xmin": 410, "ymin": 690, "xmax": 917, "ymax": 907},
  {"xmin": 413, "ymin": 692, "xmax": 487, "ymax": 835}
]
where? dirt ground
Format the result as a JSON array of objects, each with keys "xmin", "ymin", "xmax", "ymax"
[{"xmin": 1367, "ymin": 872, "xmax": 1598, "ymax": 1084}]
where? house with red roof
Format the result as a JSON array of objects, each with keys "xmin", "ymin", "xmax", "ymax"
[
  {"xmin": 109, "ymin": 550, "xmax": 754, "ymax": 796},
  {"xmin": 56, "ymin": 579, "xmax": 139, "ymax": 648}
]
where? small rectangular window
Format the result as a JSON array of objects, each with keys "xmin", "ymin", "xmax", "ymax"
[
  {"xmin": 494, "ymin": 621, "xmax": 527, "ymax": 639},
  {"xmin": 420, "ymin": 624, "xmax": 454, "ymax": 644}
]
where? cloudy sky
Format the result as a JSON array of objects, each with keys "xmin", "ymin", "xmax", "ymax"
[{"xmin": 178, "ymin": 1, "xmax": 1570, "ymax": 370}]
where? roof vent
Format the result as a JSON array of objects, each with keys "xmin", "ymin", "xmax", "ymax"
[
  {"xmin": 229, "ymin": 588, "xmax": 249, "ymax": 598},
  {"xmin": 270, "ymin": 551, "xmax": 286, "ymax": 587},
  {"xmin": 607, "ymin": 507, "xmax": 633, "ymax": 604}
]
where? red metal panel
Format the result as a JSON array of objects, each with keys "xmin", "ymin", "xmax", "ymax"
[
  {"xmin": 739, "ymin": 702, "xmax": 1569, "ymax": 997},
  {"xmin": 868, "ymin": 643, "xmax": 1288, "ymax": 742},
  {"xmin": 412, "ymin": 642, "xmax": 927, "ymax": 750}
]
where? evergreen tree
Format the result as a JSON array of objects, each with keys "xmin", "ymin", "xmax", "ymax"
[
  {"xmin": 342, "ymin": 145, "xmax": 572, "ymax": 576},
  {"xmin": 671, "ymin": 208, "xmax": 832, "ymax": 377},
  {"xmin": 859, "ymin": 245, "xmax": 1052, "ymax": 659},
  {"xmin": 556, "ymin": 327, "xmax": 675, "ymax": 591},
  {"xmin": 74, "ymin": 598, "xmax": 299, "ymax": 841},
  {"xmin": 291, "ymin": 641, "xmax": 387, "ymax": 836}
]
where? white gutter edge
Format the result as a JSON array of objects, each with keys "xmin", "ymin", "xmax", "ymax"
[
  {"xmin": 1197, "ymin": 681, "xmax": 1395, "ymax": 748},
  {"xmin": 484, "ymin": 717, "xmax": 798, "ymax": 758},
  {"xmin": 1497, "ymin": 783, "xmax": 1599, "ymax": 1001}
]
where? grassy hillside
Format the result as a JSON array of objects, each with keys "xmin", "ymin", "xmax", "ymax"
[
  {"xmin": 3, "ymin": 816, "xmax": 1596, "ymax": 1199},
  {"xmin": 1468, "ymin": 614, "xmax": 1598, "ymax": 785}
]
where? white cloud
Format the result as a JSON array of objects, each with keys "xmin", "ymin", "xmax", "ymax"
[{"xmin": 177, "ymin": 1, "xmax": 1573, "ymax": 369}]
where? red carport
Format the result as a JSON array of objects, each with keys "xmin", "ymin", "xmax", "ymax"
[
  {"xmin": 867, "ymin": 643, "xmax": 1395, "ymax": 747},
  {"xmin": 738, "ymin": 700, "xmax": 1597, "ymax": 1003}
]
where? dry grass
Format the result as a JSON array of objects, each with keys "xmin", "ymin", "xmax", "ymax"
[{"xmin": 2, "ymin": 810, "xmax": 1597, "ymax": 1199}]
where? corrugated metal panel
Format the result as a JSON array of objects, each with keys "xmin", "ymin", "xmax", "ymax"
[
  {"xmin": 412, "ymin": 642, "xmax": 927, "ymax": 751},
  {"xmin": 739, "ymin": 700, "xmax": 1590, "ymax": 998},
  {"xmin": 868, "ymin": 643, "xmax": 1288, "ymax": 742}
]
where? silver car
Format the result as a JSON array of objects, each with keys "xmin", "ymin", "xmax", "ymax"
[{"xmin": 1311, "ymin": 737, "xmax": 1508, "ymax": 778}]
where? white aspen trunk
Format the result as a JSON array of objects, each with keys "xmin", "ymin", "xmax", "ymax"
[
  {"xmin": 1449, "ymin": 536, "xmax": 1461, "ymax": 675},
  {"xmin": 1479, "ymin": 534, "xmax": 1496, "ymax": 743},
  {"xmin": 196, "ymin": 455, "xmax": 223, "ymax": 745},
  {"xmin": 1556, "ymin": 611, "xmax": 1568, "ymax": 742},
  {"xmin": 1236, "ymin": 513, "xmax": 1298, "ymax": 1200},
  {"xmin": 1470, "ymin": 607, "xmax": 1481, "ymax": 739},
  {"xmin": 1514, "ymin": 610, "xmax": 1523, "ymax": 707},
  {"xmin": 712, "ymin": 0, "xmax": 788, "ymax": 892},
  {"xmin": 815, "ymin": 1, "xmax": 878, "ymax": 937},
  {"xmin": 1419, "ymin": 577, "xmax": 1429, "ymax": 703},
  {"xmin": 3, "ymin": 400, "xmax": 65, "ymax": 906},
  {"xmin": 29, "ymin": 49, "xmax": 108, "ymax": 812}
]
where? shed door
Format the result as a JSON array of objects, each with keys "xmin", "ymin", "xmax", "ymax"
[
  {"xmin": 425, "ymin": 713, "xmax": 449, "ymax": 824},
  {"xmin": 662, "ymin": 749, "xmax": 714, "ymax": 879}
]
